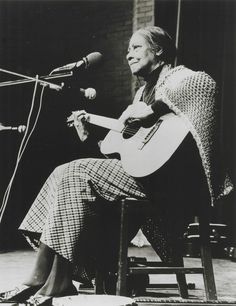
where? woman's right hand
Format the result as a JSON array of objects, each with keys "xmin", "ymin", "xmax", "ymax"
[{"xmin": 119, "ymin": 102, "xmax": 154, "ymax": 124}]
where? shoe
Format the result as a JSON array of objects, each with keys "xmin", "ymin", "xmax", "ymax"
[
  {"xmin": 79, "ymin": 281, "xmax": 94, "ymax": 289},
  {"xmin": 26, "ymin": 285, "xmax": 77, "ymax": 306},
  {"xmin": 26, "ymin": 295, "xmax": 52, "ymax": 306},
  {"xmin": 0, "ymin": 285, "xmax": 41, "ymax": 303}
]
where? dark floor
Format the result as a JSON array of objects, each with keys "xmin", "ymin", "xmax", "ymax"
[{"xmin": 0, "ymin": 246, "xmax": 236, "ymax": 305}]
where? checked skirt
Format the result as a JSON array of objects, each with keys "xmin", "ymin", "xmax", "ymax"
[
  {"xmin": 19, "ymin": 134, "xmax": 205, "ymax": 281},
  {"xmin": 19, "ymin": 158, "xmax": 152, "ymax": 281}
]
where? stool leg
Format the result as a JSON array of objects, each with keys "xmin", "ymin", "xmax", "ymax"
[
  {"xmin": 176, "ymin": 274, "xmax": 189, "ymax": 298},
  {"xmin": 199, "ymin": 213, "xmax": 217, "ymax": 300},
  {"xmin": 200, "ymin": 244, "xmax": 217, "ymax": 300},
  {"xmin": 171, "ymin": 238, "xmax": 189, "ymax": 298},
  {"xmin": 175, "ymin": 256, "xmax": 189, "ymax": 298},
  {"xmin": 95, "ymin": 269, "xmax": 105, "ymax": 294},
  {"xmin": 116, "ymin": 199, "xmax": 129, "ymax": 296}
]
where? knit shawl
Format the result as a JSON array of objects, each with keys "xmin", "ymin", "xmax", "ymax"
[{"xmin": 133, "ymin": 65, "xmax": 233, "ymax": 206}]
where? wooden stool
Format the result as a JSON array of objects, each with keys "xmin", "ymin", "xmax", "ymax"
[{"xmin": 96, "ymin": 197, "xmax": 217, "ymax": 301}]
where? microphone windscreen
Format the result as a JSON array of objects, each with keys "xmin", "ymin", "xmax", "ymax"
[{"xmin": 86, "ymin": 52, "xmax": 102, "ymax": 67}]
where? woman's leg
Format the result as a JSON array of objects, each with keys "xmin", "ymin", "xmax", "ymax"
[
  {"xmin": 0, "ymin": 243, "xmax": 55, "ymax": 302},
  {"xmin": 35, "ymin": 252, "xmax": 73, "ymax": 296},
  {"xmin": 19, "ymin": 158, "xmax": 147, "ymax": 297},
  {"xmin": 23, "ymin": 243, "xmax": 54, "ymax": 287}
]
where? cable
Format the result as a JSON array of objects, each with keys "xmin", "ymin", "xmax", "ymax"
[
  {"xmin": 17, "ymin": 86, "xmax": 45, "ymax": 161},
  {"xmin": 0, "ymin": 76, "xmax": 45, "ymax": 224}
]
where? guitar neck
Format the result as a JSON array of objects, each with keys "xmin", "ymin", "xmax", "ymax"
[{"xmin": 88, "ymin": 113, "xmax": 124, "ymax": 132}]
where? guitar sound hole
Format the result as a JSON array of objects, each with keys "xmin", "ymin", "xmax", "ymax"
[{"xmin": 122, "ymin": 119, "xmax": 141, "ymax": 139}]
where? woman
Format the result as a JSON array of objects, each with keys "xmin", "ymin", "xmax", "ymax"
[{"xmin": 0, "ymin": 26, "xmax": 232, "ymax": 305}]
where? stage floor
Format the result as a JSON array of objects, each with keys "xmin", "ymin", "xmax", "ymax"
[{"xmin": 0, "ymin": 246, "xmax": 236, "ymax": 304}]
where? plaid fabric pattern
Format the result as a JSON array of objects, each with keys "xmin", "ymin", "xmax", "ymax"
[{"xmin": 19, "ymin": 158, "xmax": 148, "ymax": 281}]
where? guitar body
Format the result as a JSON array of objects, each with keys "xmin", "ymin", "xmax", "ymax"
[
  {"xmin": 67, "ymin": 110, "xmax": 189, "ymax": 178},
  {"xmin": 100, "ymin": 113, "xmax": 189, "ymax": 177}
]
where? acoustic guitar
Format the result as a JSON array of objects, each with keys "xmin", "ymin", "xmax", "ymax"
[{"xmin": 67, "ymin": 108, "xmax": 189, "ymax": 177}]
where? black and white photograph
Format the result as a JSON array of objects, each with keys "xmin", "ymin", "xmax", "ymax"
[{"xmin": 0, "ymin": 1, "xmax": 235, "ymax": 305}]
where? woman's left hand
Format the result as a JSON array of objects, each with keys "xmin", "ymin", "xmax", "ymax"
[
  {"xmin": 119, "ymin": 102, "xmax": 154, "ymax": 124},
  {"xmin": 71, "ymin": 110, "xmax": 90, "ymax": 142}
]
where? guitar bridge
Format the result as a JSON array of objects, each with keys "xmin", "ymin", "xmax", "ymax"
[{"xmin": 138, "ymin": 119, "xmax": 163, "ymax": 150}]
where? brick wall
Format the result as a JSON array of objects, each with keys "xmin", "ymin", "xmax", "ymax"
[
  {"xmin": 84, "ymin": 2, "xmax": 134, "ymax": 117},
  {"xmin": 80, "ymin": 0, "xmax": 155, "ymax": 116},
  {"xmin": 132, "ymin": 0, "xmax": 155, "ymax": 96},
  {"xmin": 133, "ymin": 0, "xmax": 155, "ymax": 31}
]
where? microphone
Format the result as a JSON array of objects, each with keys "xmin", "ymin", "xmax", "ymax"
[
  {"xmin": 52, "ymin": 52, "xmax": 102, "ymax": 73},
  {"xmin": 80, "ymin": 88, "xmax": 96, "ymax": 100},
  {"xmin": 0, "ymin": 123, "xmax": 26, "ymax": 133}
]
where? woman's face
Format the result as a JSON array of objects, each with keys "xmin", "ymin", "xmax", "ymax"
[{"xmin": 127, "ymin": 32, "xmax": 159, "ymax": 77}]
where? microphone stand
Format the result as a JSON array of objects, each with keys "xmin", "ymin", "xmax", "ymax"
[
  {"xmin": 0, "ymin": 67, "xmax": 73, "ymax": 90},
  {"xmin": 0, "ymin": 68, "xmax": 72, "ymax": 225}
]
